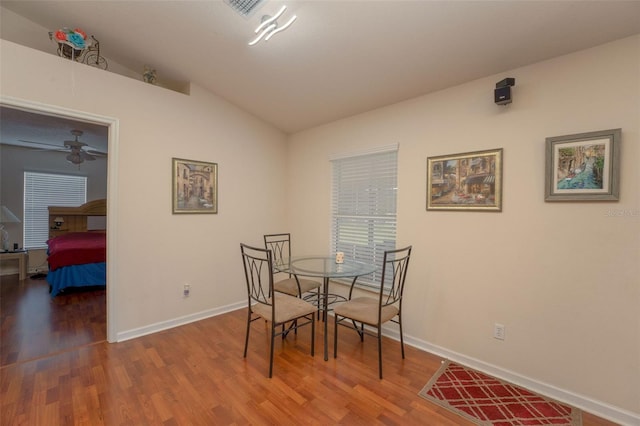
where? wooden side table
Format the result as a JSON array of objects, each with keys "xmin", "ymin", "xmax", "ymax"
[{"xmin": 0, "ymin": 250, "xmax": 29, "ymax": 280}]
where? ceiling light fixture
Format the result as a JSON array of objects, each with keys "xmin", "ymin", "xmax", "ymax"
[
  {"xmin": 249, "ymin": 23, "xmax": 277, "ymax": 46},
  {"xmin": 264, "ymin": 15, "xmax": 297, "ymax": 41},
  {"xmin": 248, "ymin": 5, "xmax": 297, "ymax": 46},
  {"xmin": 255, "ymin": 5, "xmax": 286, "ymax": 33}
]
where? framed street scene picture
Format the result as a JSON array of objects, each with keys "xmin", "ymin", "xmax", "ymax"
[
  {"xmin": 172, "ymin": 158, "xmax": 218, "ymax": 214},
  {"xmin": 427, "ymin": 148, "xmax": 503, "ymax": 212}
]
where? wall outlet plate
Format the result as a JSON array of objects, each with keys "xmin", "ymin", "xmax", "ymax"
[{"xmin": 494, "ymin": 323, "xmax": 505, "ymax": 340}]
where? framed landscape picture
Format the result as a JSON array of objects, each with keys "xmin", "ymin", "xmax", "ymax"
[
  {"xmin": 545, "ymin": 129, "xmax": 620, "ymax": 201},
  {"xmin": 426, "ymin": 148, "xmax": 503, "ymax": 211},
  {"xmin": 172, "ymin": 158, "xmax": 218, "ymax": 214}
]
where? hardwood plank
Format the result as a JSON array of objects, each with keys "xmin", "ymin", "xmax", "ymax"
[
  {"xmin": 0, "ymin": 274, "xmax": 106, "ymax": 367},
  {"xmin": 0, "ymin": 274, "xmax": 621, "ymax": 425}
]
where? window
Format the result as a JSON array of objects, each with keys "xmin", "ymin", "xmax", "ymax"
[
  {"xmin": 331, "ymin": 145, "xmax": 398, "ymax": 287},
  {"xmin": 23, "ymin": 172, "xmax": 87, "ymax": 249}
]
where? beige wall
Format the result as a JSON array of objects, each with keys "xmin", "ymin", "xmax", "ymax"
[
  {"xmin": 1, "ymin": 39, "xmax": 289, "ymax": 340},
  {"xmin": 287, "ymin": 36, "xmax": 639, "ymax": 419}
]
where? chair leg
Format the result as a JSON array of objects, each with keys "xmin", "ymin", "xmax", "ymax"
[
  {"xmin": 378, "ymin": 325, "xmax": 383, "ymax": 379},
  {"xmin": 311, "ymin": 314, "xmax": 315, "ymax": 356},
  {"xmin": 399, "ymin": 316, "xmax": 405, "ymax": 359},
  {"xmin": 244, "ymin": 310, "xmax": 251, "ymax": 358},
  {"xmin": 269, "ymin": 323, "xmax": 276, "ymax": 378},
  {"xmin": 333, "ymin": 314, "xmax": 339, "ymax": 358}
]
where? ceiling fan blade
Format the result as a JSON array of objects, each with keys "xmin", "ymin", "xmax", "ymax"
[
  {"xmin": 80, "ymin": 151, "xmax": 96, "ymax": 161},
  {"xmin": 85, "ymin": 149, "xmax": 107, "ymax": 156},
  {"xmin": 15, "ymin": 131, "xmax": 105, "ymax": 165},
  {"xmin": 17, "ymin": 139, "xmax": 66, "ymax": 151}
]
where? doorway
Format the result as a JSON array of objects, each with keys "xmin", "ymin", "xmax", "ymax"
[{"xmin": 0, "ymin": 96, "xmax": 118, "ymax": 343}]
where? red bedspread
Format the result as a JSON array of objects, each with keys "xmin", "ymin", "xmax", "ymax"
[{"xmin": 47, "ymin": 232, "xmax": 106, "ymax": 271}]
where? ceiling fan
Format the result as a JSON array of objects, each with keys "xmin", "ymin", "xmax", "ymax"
[
  {"xmin": 18, "ymin": 129, "xmax": 107, "ymax": 165},
  {"xmin": 63, "ymin": 129, "xmax": 103, "ymax": 164}
]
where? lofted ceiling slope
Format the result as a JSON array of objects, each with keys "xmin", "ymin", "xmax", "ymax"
[{"xmin": 1, "ymin": 1, "xmax": 639, "ymax": 136}]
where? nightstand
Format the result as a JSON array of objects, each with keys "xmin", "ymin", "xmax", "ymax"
[{"xmin": 0, "ymin": 250, "xmax": 29, "ymax": 280}]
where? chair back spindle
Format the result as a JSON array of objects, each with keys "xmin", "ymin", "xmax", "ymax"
[
  {"xmin": 379, "ymin": 247, "xmax": 412, "ymax": 310},
  {"xmin": 241, "ymin": 244, "xmax": 274, "ymax": 318},
  {"xmin": 263, "ymin": 233, "xmax": 321, "ymax": 300},
  {"xmin": 264, "ymin": 233, "xmax": 291, "ymax": 274}
]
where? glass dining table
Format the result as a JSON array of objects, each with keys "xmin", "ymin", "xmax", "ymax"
[{"xmin": 274, "ymin": 256, "xmax": 377, "ymax": 360}]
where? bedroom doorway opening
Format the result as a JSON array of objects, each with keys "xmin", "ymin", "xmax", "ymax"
[{"xmin": 0, "ymin": 97, "xmax": 118, "ymax": 345}]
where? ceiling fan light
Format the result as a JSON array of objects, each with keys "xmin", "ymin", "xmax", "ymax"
[{"xmin": 66, "ymin": 153, "xmax": 82, "ymax": 164}]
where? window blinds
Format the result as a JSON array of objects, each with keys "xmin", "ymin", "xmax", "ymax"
[
  {"xmin": 23, "ymin": 172, "xmax": 86, "ymax": 249},
  {"xmin": 331, "ymin": 148, "xmax": 397, "ymax": 286}
]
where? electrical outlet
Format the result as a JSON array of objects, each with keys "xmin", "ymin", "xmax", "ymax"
[
  {"xmin": 493, "ymin": 323, "xmax": 505, "ymax": 340},
  {"xmin": 183, "ymin": 283, "xmax": 190, "ymax": 297}
]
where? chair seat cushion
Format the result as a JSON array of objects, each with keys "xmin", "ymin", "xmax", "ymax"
[
  {"xmin": 334, "ymin": 297, "xmax": 399, "ymax": 326},
  {"xmin": 274, "ymin": 277, "xmax": 320, "ymax": 296},
  {"xmin": 252, "ymin": 293, "xmax": 317, "ymax": 324}
]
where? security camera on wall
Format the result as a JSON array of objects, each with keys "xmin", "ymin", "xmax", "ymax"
[{"xmin": 494, "ymin": 78, "xmax": 515, "ymax": 105}]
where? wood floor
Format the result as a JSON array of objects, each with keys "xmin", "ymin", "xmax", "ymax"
[{"xmin": 1, "ymin": 275, "xmax": 618, "ymax": 425}]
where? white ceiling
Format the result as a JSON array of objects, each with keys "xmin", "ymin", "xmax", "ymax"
[{"xmin": 1, "ymin": 0, "xmax": 639, "ymax": 144}]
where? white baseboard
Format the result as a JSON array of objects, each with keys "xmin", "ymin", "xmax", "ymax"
[
  {"xmin": 382, "ymin": 326, "xmax": 639, "ymax": 426},
  {"xmin": 115, "ymin": 301, "xmax": 245, "ymax": 342}
]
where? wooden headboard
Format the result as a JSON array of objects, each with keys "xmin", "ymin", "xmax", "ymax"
[{"xmin": 48, "ymin": 199, "xmax": 107, "ymax": 238}]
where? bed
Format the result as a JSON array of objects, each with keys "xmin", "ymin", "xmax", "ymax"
[{"xmin": 46, "ymin": 199, "xmax": 106, "ymax": 296}]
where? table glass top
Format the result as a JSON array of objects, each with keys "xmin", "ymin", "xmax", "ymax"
[{"xmin": 274, "ymin": 256, "xmax": 377, "ymax": 279}]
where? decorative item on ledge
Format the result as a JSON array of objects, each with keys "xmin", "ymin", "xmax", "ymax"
[
  {"xmin": 49, "ymin": 28, "xmax": 108, "ymax": 70},
  {"xmin": 143, "ymin": 66, "xmax": 157, "ymax": 84},
  {"xmin": 50, "ymin": 27, "xmax": 87, "ymax": 59}
]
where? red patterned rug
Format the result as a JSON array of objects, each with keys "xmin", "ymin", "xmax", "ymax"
[{"xmin": 419, "ymin": 361, "xmax": 582, "ymax": 425}]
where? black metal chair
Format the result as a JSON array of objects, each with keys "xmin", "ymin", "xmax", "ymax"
[
  {"xmin": 264, "ymin": 233, "xmax": 321, "ymax": 303},
  {"xmin": 333, "ymin": 246, "xmax": 412, "ymax": 379},
  {"xmin": 240, "ymin": 243, "xmax": 317, "ymax": 378}
]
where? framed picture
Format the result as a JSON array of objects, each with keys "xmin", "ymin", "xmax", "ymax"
[
  {"xmin": 545, "ymin": 129, "xmax": 620, "ymax": 201},
  {"xmin": 172, "ymin": 158, "xmax": 218, "ymax": 214},
  {"xmin": 427, "ymin": 148, "xmax": 503, "ymax": 211}
]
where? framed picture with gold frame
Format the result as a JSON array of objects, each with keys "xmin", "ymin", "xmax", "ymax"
[
  {"xmin": 172, "ymin": 158, "xmax": 218, "ymax": 214},
  {"xmin": 427, "ymin": 148, "xmax": 503, "ymax": 211}
]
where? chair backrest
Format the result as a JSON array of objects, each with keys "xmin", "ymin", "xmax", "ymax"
[
  {"xmin": 264, "ymin": 233, "xmax": 293, "ymax": 278},
  {"xmin": 240, "ymin": 243, "xmax": 274, "ymax": 315},
  {"xmin": 263, "ymin": 233, "xmax": 291, "ymax": 264},
  {"xmin": 378, "ymin": 246, "xmax": 412, "ymax": 308}
]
